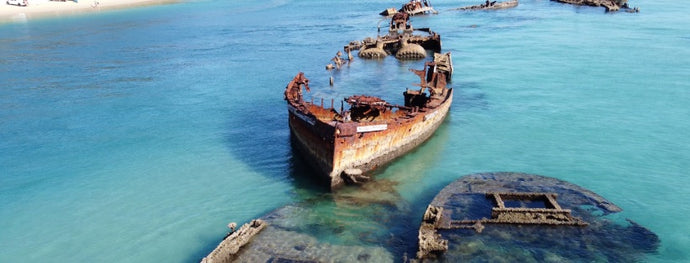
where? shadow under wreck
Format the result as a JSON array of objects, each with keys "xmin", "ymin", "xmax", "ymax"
[{"xmin": 284, "ymin": 57, "xmax": 453, "ymax": 189}]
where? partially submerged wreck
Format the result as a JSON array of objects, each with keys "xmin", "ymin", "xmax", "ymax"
[
  {"xmin": 416, "ymin": 172, "xmax": 660, "ymax": 261},
  {"xmin": 201, "ymin": 173, "xmax": 659, "ymax": 262},
  {"xmin": 380, "ymin": 0, "xmax": 438, "ymax": 16},
  {"xmin": 284, "ymin": 57, "xmax": 453, "ymax": 189},
  {"xmin": 432, "ymin": 52, "xmax": 453, "ymax": 82},
  {"xmin": 455, "ymin": 0, "xmax": 519, "ymax": 11},
  {"xmin": 552, "ymin": 0, "xmax": 639, "ymax": 12},
  {"xmin": 344, "ymin": 12, "xmax": 441, "ymax": 60},
  {"xmin": 200, "ymin": 219, "xmax": 266, "ymax": 263}
]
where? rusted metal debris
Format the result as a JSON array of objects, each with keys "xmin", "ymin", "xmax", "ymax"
[
  {"xmin": 447, "ymin": 192, "xmax": 589, "ymax": 230},
  {"xmin": 454, "ymin": 0, "xmax": 519, "ymax": 11},
  {"xmin": 417, "ymin": 205, "xmax": 449, "ymax": 259},
  {"xmin": 380, "ymin": 0, "xmax": 438, "ymax": 16},
  {"xmin": 326, "ymin": 49, "xmax": 354, "ymax": 72},
  {"xmin": 552, "ymin": 0, "xmax": 639, "ymax": 12},
  {"xmin": 283, "ymin": 72, "xmax": 310, "ymax": 104},
  {"xmin": 433, "ymin": 52, "xmax": 453, "ymax": 82},
  {"xmin": 285, "ymin": 55, "xmax": 453, "ymax": 189},
  {"xmin": 344, "ymin": 12, "xmax": 441, "ymax": 60},
  {"xmin": 417, "ymin": 192, "xmax": 588, "ymax": 259},
  {"xmin": 200, "ymin": 219, "xmax": 267, "ymax": 263}
]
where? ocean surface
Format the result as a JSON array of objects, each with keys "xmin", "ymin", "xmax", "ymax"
[{"xmin": 1, "ymin": 0, "xmax": 688, "ymax": 261}]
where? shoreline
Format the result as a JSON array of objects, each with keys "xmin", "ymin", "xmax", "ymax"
[{"xmin": 1, "ymin": 0, "xmax": 179, "ymax": 24}]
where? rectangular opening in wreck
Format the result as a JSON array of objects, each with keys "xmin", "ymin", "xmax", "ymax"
[
  {"xmin": 503, "ymin": 199, "xmax": 547, "ymax": 209},
  {"xmin": 444, "ymin": 192, "xmax": 589, "ymax": 230},
  {"xmin": 488, "ymin": 193, "xmax": 561, "ymax": 210},
  {"xmin": 448, "ymin": 193, "xmax": 494, "ymax": 220}
]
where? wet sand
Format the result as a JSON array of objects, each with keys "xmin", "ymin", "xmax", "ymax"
[{"xmin": 1, "ymin": 0, "xmax": 178, "ymax": 24}]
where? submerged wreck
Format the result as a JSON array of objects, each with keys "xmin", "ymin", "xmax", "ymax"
[
  {"xmin": 201, "ymin": 173, "xmax": 659, "ymax": 262},
  {"xmin": 284, "ymin": 57, "xmax": 453, "ymax": 189},
  {"xmin": 455, "ymin": 0, "xmax": 519, "ymax": 10},
  {"xmin": 417, "ymin": 172, "xmax": 659, "ymax": 261},
  {"xmin": 552, "ymin": 0, "xmax": 639, "ymax": 12},
  {"xmin": 344, "ymin": 12, "xmax": 441, "ymax": 60},
  {"xmin": 200, "ymin": 220, "xmax": 266, "ymax": 263},
  {"xmin": 380, "ymin": 0, "xmax": 438, "ymax": 16}
]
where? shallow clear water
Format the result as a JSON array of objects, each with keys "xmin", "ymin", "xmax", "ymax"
[{"xmin": 1, "ymin": 0, "xmax": 688, "ymax": 262}]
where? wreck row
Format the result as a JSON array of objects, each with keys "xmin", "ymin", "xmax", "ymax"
[
  {"xmin": 201, "ymin": 0, "xmax": 647, "ymax": 262},
  {"xmin": 287, "ymin": 0, "xmax": 639, "ymax": 189}
]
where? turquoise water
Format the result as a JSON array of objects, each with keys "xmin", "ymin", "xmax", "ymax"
[{"xmin": 1, "ymin": 0, "xmax": 688, "ymax": 262}]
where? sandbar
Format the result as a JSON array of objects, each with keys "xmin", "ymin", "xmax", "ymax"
[{"xmin": 1, "ymin": 0, "xmax": 178, "ymax": 24}]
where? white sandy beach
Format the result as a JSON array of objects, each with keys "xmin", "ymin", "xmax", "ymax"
[{"xmin": 1, "ymin": 0, "xmax": 178, "ymax": 23}]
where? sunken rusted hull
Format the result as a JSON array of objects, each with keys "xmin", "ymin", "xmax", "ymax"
[
  {"xmin": 287, "ymin": 89, "xmax": 453, "ymax": 189},
  {"xmin": 456, "ymin": 0, "xmax": 519, "ymax": 10}
]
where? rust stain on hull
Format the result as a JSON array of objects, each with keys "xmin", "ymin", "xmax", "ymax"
[{"xmin": 285, "ymin": 55, "xmax": 453, "ymax": 189}]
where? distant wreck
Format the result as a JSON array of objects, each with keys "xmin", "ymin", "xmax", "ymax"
[
  {"xmin": 417, "ymin": 172, "xmax": 659, "ymax": 261},
  {"xmin": 344, "ymin": 12, "xmax": 441, "ymax": 60},
  {"xmin": 454, "ymin": 0, "xmax": 519, "ymax": 11},
  {"xmin": 552, "ymin": 0, "xmax": 639, "ymax": 12},
  {"xmin": 380, "ymin": 0, "xmax": 438, "ymax": 16},
  {"xmin": 284, "ymin": 55, "xmax": 453, "ymax": 189}
]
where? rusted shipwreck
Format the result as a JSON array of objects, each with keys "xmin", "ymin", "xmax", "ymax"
[
  {"xmin": 344, "ymin": 12, "xmax": 441, "ymax": 60},
  {"xmin": 284, "ymin": 58, "xmax": 453, "ymax": 189},
  {"xmin": 200, "ymin": 219, "xmax": 266, "ymax": 263},
  {"xmin": 416, "ymin": 172, "xmax": 660, "ymax": 260},
  {"xmin": 455, "ymin": 0, "xmax": 519, "ymax": 11},
  {"xmin": 381, "ymin": 0, "xmax": 438, "ymax": 16},
  {"xmin": 418, "ymin": 192, "xmax": 588, "ymax": 259},
  {"xmin": 552, "ymin": 0, "xmax": 639, "ymax": 12}
]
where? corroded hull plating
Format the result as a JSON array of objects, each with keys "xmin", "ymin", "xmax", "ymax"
[
  {"xmin": 284, "ymin": 58, "xmax": 453, "ymax": 189},
  {"xmin": 331, "ymin": 90, "xmax": 452, "ymax": 186},
  {"xmin": 288, "ymin": 91, "xmax": 452, "ymax": 188},
  {"xmin": 287, "ymin": 105, "xmax": 336, "ymax": 184}
]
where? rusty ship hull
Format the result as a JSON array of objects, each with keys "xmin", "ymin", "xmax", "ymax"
[{"xmin": 284, "ymin": 58, "xmax": 453, "ymax": 189}]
